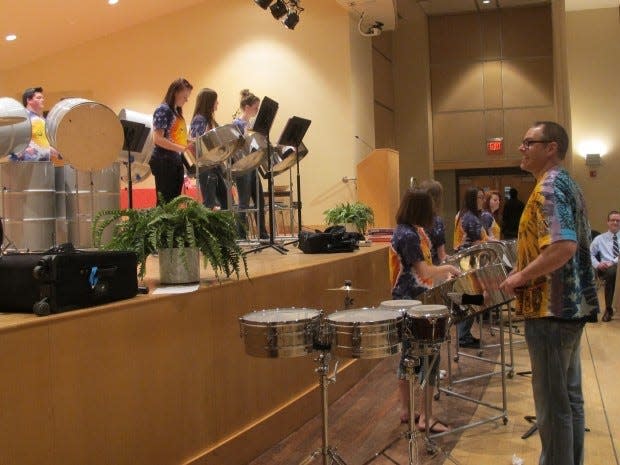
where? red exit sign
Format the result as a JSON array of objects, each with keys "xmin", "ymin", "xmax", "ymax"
[{"xmin": 487, "ymin": 138, "xmax": 504, "ymax": 155}]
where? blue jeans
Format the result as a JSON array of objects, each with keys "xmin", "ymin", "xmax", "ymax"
[{"xmin": 525, "ymin": 318, "xmax": 585, "ymax": 465}]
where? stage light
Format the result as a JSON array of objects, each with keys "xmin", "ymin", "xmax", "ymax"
[
  {"xmin": 283, "ymin": 11, "xmax": 300, "ymax": 30},
  {"xmin": 270, "ymin": 0, "xmax": 288, "ymax": 19},
  {"xmin": 255, "ymin": 0, "xmax": 272, "ymax": 9}
]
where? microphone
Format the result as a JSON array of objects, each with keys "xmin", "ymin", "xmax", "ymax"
[
  {"xmin": 447, "ymin": 292, "xmax": 484, "ymax": 306},
  {"xmin": 354, "ymin": 135, "xmax": 374, "ymax": 151}
]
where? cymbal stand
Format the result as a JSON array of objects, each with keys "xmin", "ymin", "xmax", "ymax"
[{"xmin": 299, "ymin": 350, "xmax": 348, "ymax": 465}]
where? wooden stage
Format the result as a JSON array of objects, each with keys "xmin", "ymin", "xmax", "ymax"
[{"xmin": 0, "ymin": 243, "xmax": 392, "ymax": 465}]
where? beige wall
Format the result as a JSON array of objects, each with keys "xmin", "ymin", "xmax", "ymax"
[
  {"xmin": 1, "ymin": 0, "xmax": 375, "ymax": 226},
  {"xmin": 566, "ymin": 7, "xmax": 620, "ymax": 232}
]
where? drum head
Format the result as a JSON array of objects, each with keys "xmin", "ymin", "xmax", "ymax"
[
  {"xmin": 380, "ymin": 299, "xmax": 421, "ymax": 309},
  {"xmin": 406, "ymin": 304, "xmax": 449, "ymax": 318},
  {"xmin": 241, "ymin": 307, "xmax": 320, "ymax": 323},
  {"xmin": 50, "ymin": 100, "xmax": 123, "ymax": 171},
  {"xmin": 328, "ymin": 308, "xmax": 400, "ymax": 323}
]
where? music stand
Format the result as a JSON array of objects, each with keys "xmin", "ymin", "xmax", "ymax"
[
  {"xmin": 247, "ymin": 96, "xmax": 287, "ymax": 254},
  {"xmin": 278, "ymin": 116, "xmax": 311, "ymax": 243},
  {"xmin": 120, "ymin": 120, "xmax": 149, "ymax": 209}
]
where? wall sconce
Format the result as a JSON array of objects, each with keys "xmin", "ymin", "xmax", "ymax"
[{"xmin": 585, "ymin": 153, "xmax": 601, "ymax": 177}]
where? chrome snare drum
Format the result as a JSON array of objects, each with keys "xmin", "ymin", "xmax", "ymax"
[
  {"xmin": 326, "ymin": 308, "xmax": 403, "ymax": 359},
  {"xmin": 239, "ymin": 307, "xmax": 322, "ymax": 358},
  {"xmin": 404, "ymin": 305, "xmax": 450, "ymax": 345}
]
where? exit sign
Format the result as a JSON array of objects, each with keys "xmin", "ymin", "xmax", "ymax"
[{"xmin": 487, "ymin": 137, "xmax": 504, "ymax": 155}]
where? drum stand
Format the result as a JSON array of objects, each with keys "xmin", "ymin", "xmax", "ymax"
[
  {"xmin": 366, "ymin": 347, "xmax": 462, "ymax": 465},
  {"xmin": 299, "ymin": 350, "xmax": 348, "ymax": 465}
]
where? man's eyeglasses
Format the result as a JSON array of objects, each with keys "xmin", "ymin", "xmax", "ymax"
[{"xmin": 521, "ymin": 139, "xmax": 552, "ymax": 150}]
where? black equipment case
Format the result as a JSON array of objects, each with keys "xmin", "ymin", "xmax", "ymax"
[{"xmin": 0, "ymin": 249, "xmax": 138, "ymax": 316}]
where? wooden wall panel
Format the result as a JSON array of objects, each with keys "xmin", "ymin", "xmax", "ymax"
[
  {"xmin": 503, "ymin": 106, "xmax": 556, "ymax": 157},
  {"xmin": 433, "ymin": 112, "xmax": 485, "ymax": 162},
  {"xmin": 483, "ymin": 61, "xmax": 503, "ymax": 109},
  {"xmin": 431, "ymin": 62, "xmax": 484, "ymax": 112},
  {"xmin": 374, "ymin": 103, "xmax": 396, "ymax": 150},
  {"xmin": 502, "ymin": 57, "xmax": 554, "ymax": 108},
  {"xmin": 429, "ymin": 13, "xmax": 482, "ymax": 63},
  {"xmin": 481, "ymin": 11, "xmax": 501, "ymax": 59},
  {"xmin": 501, "ymin": 6, "xmax": 553, "ymax": 58}
]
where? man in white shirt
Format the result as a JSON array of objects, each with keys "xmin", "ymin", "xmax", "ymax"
[{"xmin": 590, "ymin": 210, "xmax": 620, "ymax": 321}]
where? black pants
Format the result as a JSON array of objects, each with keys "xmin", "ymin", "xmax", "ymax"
[
  {"xmin": 149, "ymin": 153, "xmax": 184, "ymax": 205},
  {"xmin": 598, "ymin": 264, "xmax": 617, "ymax": 310},
  {"xmin": 198, "ymin": 166, "xmax": 228, "ymax": 209}
]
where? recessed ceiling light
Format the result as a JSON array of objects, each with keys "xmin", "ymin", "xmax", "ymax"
[
  {"xmin": 482, "ymin": 0, "xmax": 491, "ymax": 4},
  {"xmin": 108, "ymin": 0, "xmax": 119, "ymax": 5},
  {"xmin": 5, "ymin": 34, "xmax": 17, "ymax": 41}
]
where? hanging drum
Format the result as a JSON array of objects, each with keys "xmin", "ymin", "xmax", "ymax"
[
  {"xmin": 46, "ymin": 98, "xmax": 123, "ymax": 171},
  {"xmin": 0, "ymin": 97, "xmax": 31, "ymax": 158},
  {"xmin": 117, "ymin": 109, "xmax": 154, "ymax": 184}
]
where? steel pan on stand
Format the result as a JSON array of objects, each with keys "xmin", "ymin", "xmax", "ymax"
[
  {"xmin": 0, "ymin": 97, "xmax": 31, "ymax": 158},
  {"xmin": 195, "ymin": 124, "xmax": 243, "ymax": 167},
  {"xmin": 230, "ymin": 131, "xmax": 268, "ymax": 176}
]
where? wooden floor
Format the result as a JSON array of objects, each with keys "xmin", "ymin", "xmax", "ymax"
[{"xmin": 249, "ymin": 308, "xmax": 620, "ymax": 465}]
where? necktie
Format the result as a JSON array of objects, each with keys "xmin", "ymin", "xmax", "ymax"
[{"xmin": 613, "ymin": 233, "xmax": 618, "ymax": 259}]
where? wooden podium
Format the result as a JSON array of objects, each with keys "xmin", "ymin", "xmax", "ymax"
[{"xmin": 356, "ymin": 148, "xmax": 399, "ymax": 229}]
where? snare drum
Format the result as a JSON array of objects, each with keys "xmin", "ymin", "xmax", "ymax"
[
  {"xmin": 326, "ymin": 308, "xmax": 403, "ymax": 359},
  {"xmin": 239, "ymin": 307, "xmax": 322, "ymax": 358},
  {"xmin": 404, "ymin": 305, "xmax": 449, "ymax": 345}
]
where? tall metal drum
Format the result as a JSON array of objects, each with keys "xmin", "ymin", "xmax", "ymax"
[
  {"xmin": 0, "ymin": 161, "xmax": 56, "ymax": 251},
  {"xmin": 57, "ymin": 163, "xmax": 120, "ymax": 248},
  {"xmin": 118, "ymin": 109, "xmax": 154, "ymax": 184},
  {"xmin": 46, "ymin": 98, "xmax": 123, "ymax": 171},
  {"xmin": 0, "ymin": 97, "xmax": 31, "ymax": 157}
]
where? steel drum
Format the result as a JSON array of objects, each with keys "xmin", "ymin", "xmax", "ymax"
[
  {"xmin": 46, "ymin": 98, "xmax": 123, "ymax": 171},
  {"xmin": 0, "ymin": 161, "xmax": 56, "ymax": 251},
  {"xmin": 56, "ymin": 163, "xmax": 120, "ymax": 248},
  {"xmin": 326, "ymin": 307, "xmax": 403, "ymax": 359},
  {"xmin": 118, "ymin": 109, "xmax": 154, "ymax": 184},
  {"xmin": 404, "ymin": 304, "xmax": 450, "ymax": 345},
  {"xmin": 230, "ymin": 131, "xmax": 268, "ymax": 176},
  {"xmin": 195, "ymin": 124, "xmax": 243, "ymax": 167},
  {"xmin": 239, "ymin": 307, "xmax": 322, "ymax": 358},
  {"xmin": 444, "ymin": 242, "xmax": 503, "ymax": 272},
  {"xmin": 379, "ymin": 299, "xmax": 422, "ymax": 314},
  {"xmin": 259, "ymin": 141, "xmax": 309, "ymax": 178},
  {"xmin": 0, "ymin": 97, "xmax": 31, "ymax": 157}
]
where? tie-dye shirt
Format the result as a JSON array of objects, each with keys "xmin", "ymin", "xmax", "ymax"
[
  {"xmin": 391, "ymin": 223, "xmax": 433, "ymax": 299},
  {"xmin": 516, "ymin": 166, "xmax": 598, "ymax": 320},
  {"xmin": 152, "ymin": 103, "xmax": 187, "ymax": 157},
  {"xmin": 481, "ymin": 210, "xmax": 501, "ymax": 239},
  {"xmin": 425, "ymin": 215, "xmax": 446, "ymax": 265},
  {"xmin": 453, "ymin": 211, "xmax": 488, "ymax": 251}
]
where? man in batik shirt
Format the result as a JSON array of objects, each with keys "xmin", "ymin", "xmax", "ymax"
[{"xmin": 501, "ymin": 121, "xmax": 598, "ymax": 465}]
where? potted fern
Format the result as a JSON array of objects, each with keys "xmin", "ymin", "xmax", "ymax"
[
  {"xmin": 92, "ymin": 195, "xmax": 247, "ymax": 284},
  {"xmin": 324, "ymin": 201, "xmax": 375, "ymax": 235}
]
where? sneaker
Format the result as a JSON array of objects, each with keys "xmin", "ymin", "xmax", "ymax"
[{"xmin": 459, "ymin": 337, "xmax": 480, "ymax": 348}]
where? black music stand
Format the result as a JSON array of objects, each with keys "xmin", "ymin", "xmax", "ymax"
[
  {"xmin": 120, "ymin": 120, "xmax": 149, "ymax": 209},
  {"xmin": 247, "ymin": 96, "xmax": 286, "ymax": 254},
  {"xmin": 278, "ymin": 116, "xmax": 311, "ymax": 244}
]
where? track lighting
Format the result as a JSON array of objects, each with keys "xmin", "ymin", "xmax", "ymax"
[
  {"xmin": 270, "ymin": 0, "xmax": 288, "ymax": 19},
  {"xmin": 254, "ymin": 0, "xmax": 272, "ymax": 9},
  {"xmin": 283, "ymin": 11, "xmax": 299, "ymax": 30}
]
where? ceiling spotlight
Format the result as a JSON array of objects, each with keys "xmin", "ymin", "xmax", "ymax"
[
  {"xmin": 255, "ymin": 0, "xmax": 272, "ymax": 9},
  {"xmin": 5, "ymin": 34, "xmax": 17, "ymax": 41},
  {"xmin": 270, "ymin": 0, "xmax": 288, "ymax": 19},
  {"xmin": 283, "ymin": 11, "xmax": 300, "ymax": 30}
]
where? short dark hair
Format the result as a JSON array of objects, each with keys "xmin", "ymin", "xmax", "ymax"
[
  {"xmin": 533, "ymin": 121, "xmax": 569, "ymax": 159},
  {"xmin": 22, "ymin": 86, "xmax": 43, "ymax": 106},
  {"xmin": 509, "ymin": 187, "xmax": 518, "ymax": 199},
  {"xmin": 608, "ymin": 210, "xmax": 620, "ymax": 220},
  {"xmin": 395, "ymin": 188, "xmax": 433, "ymax": 229}
]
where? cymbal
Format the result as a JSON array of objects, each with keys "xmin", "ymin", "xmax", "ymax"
[
  {"xmin": 327, "ymin": 285, "xmax": 367, "ymax": 292},
  {"xmin": 0, "ymin": 115, "xmax": 27, "ymax": 127}
]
